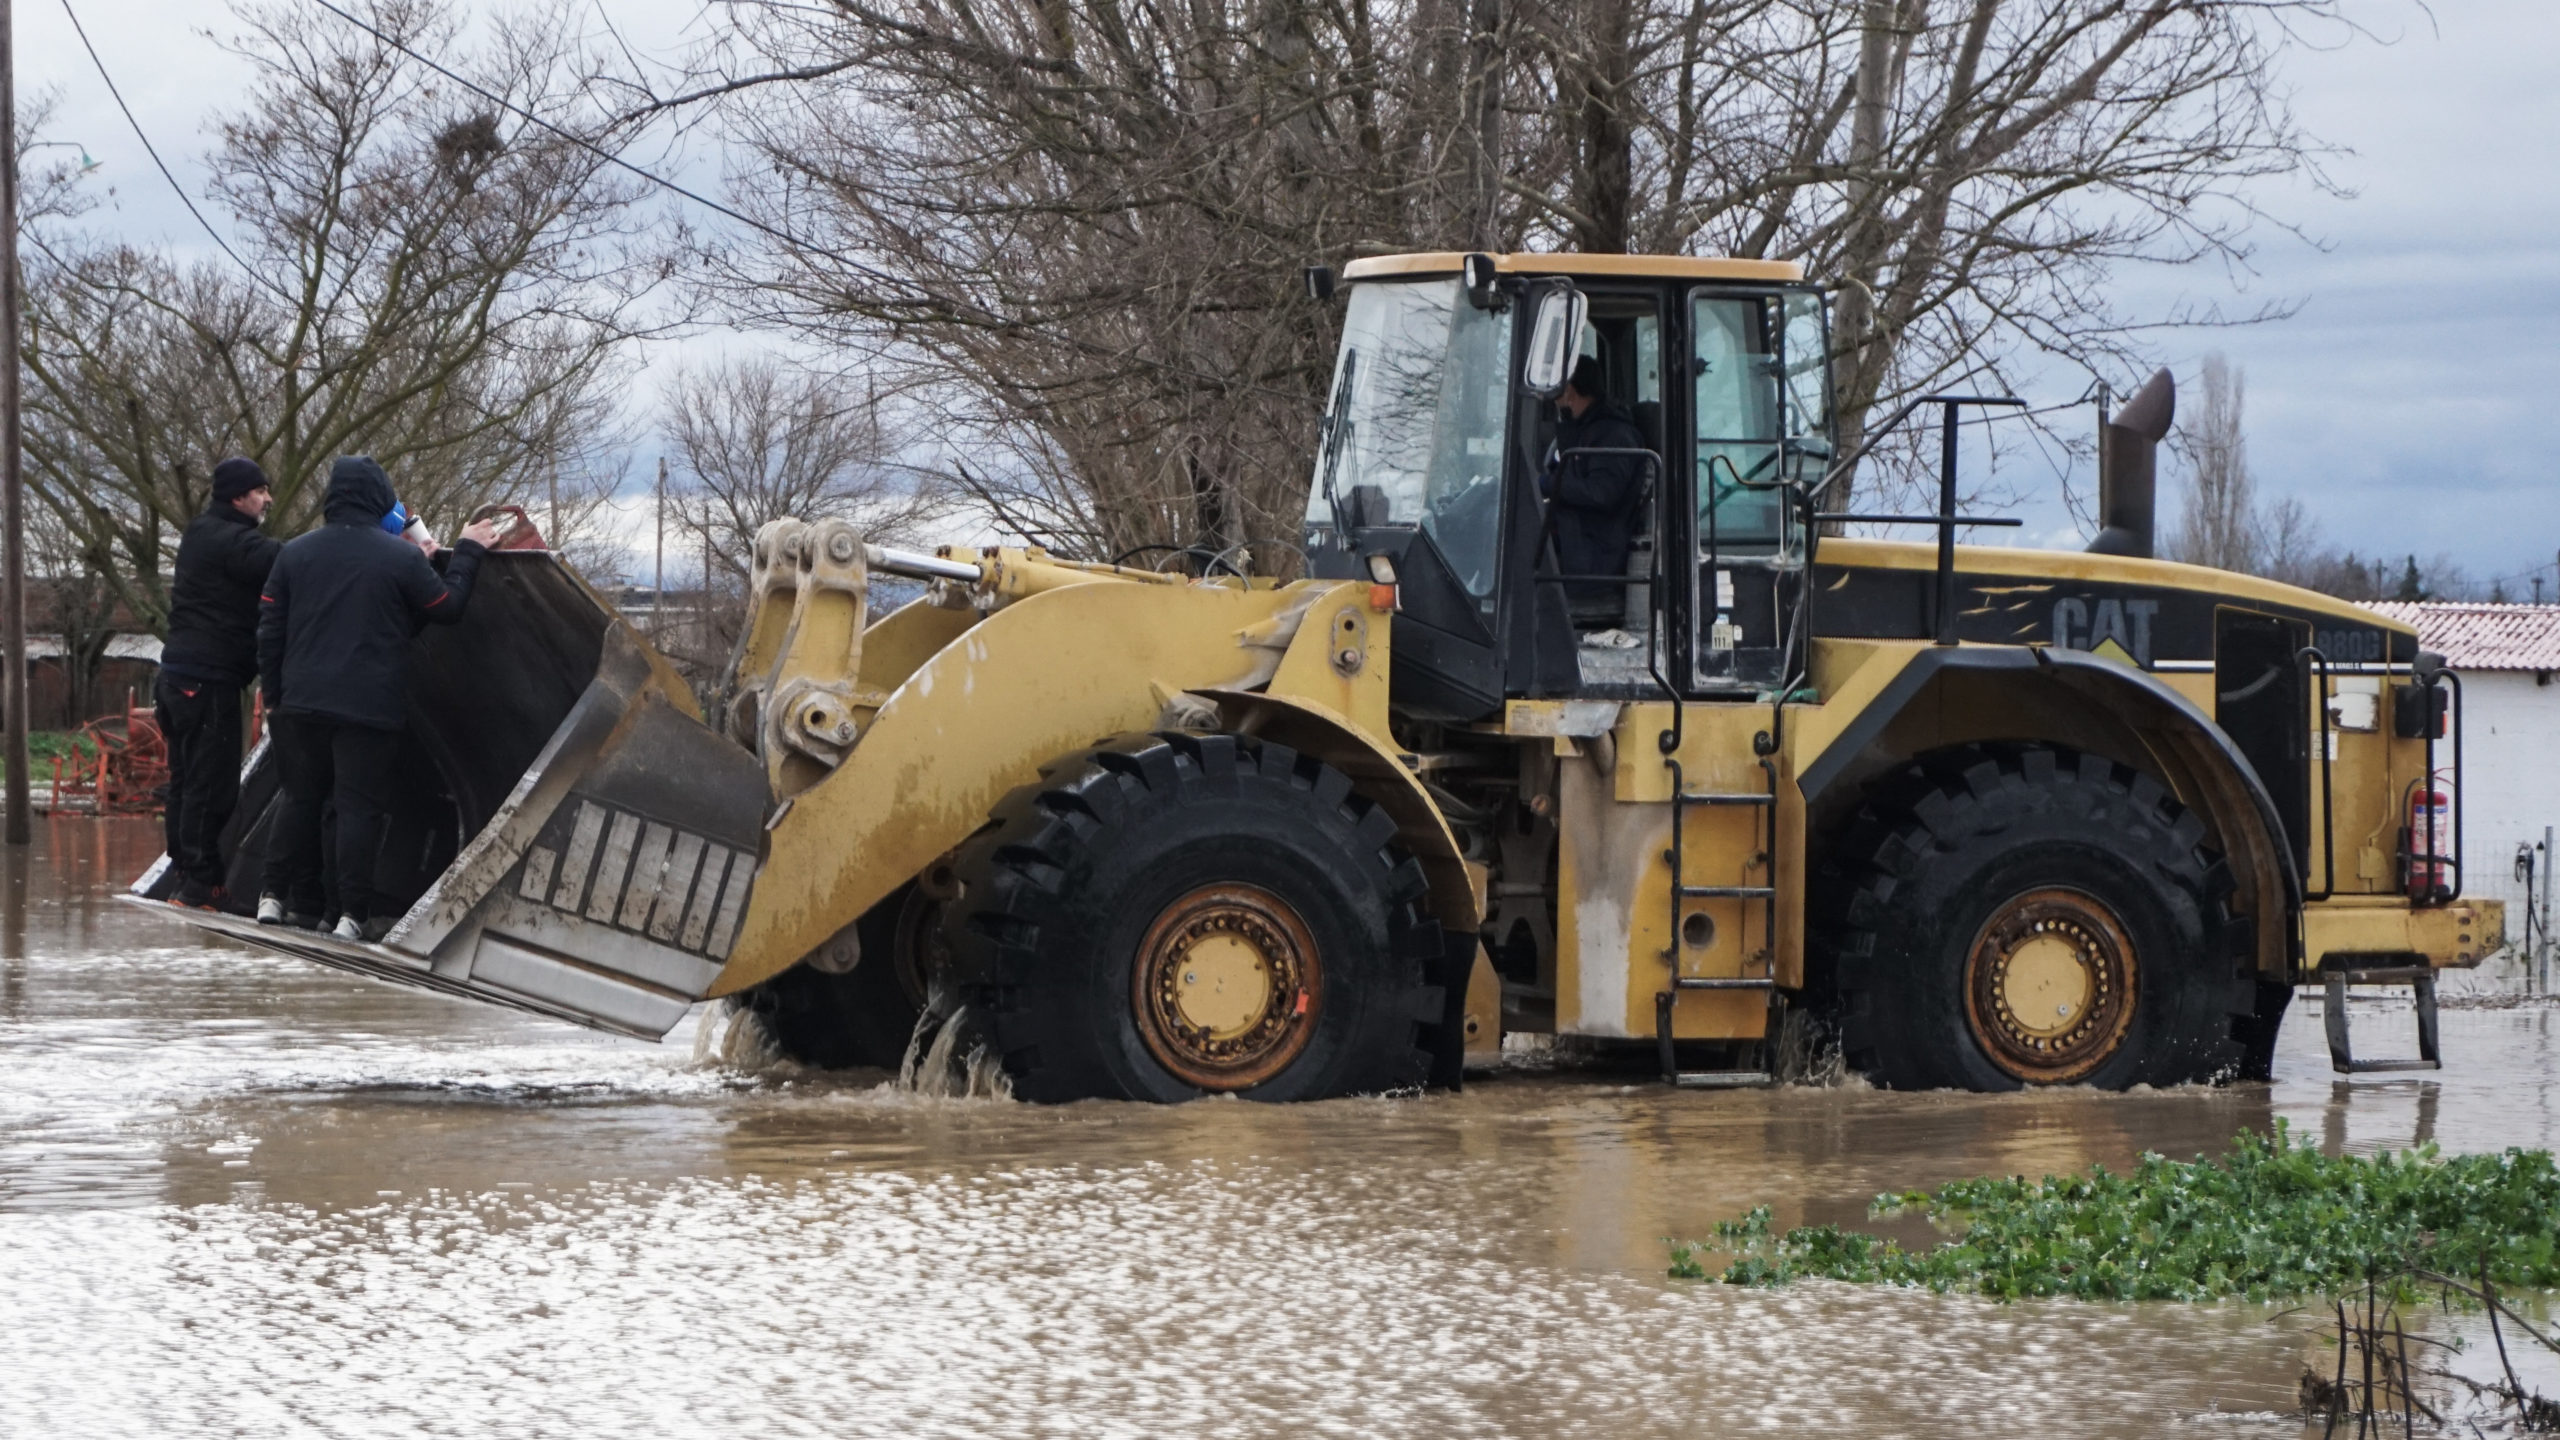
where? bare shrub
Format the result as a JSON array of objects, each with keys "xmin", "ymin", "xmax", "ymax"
[{"xmin": 656, "ymin": 355, "xmax": 941, "ymax": 687}]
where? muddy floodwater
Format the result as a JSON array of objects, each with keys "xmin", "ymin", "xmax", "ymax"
[{"xmin": 5, "ymin": 819, "xmax": 2557, "ymax": 1437}]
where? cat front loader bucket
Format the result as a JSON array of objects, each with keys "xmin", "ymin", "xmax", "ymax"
[{"xmin": 131, "ymin": 536, "xmax": 772, "ymax": 1039}]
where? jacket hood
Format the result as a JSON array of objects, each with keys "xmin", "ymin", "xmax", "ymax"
[{"xmin": 323, "ymin": 457, "xmax": 399, "ymax": 525}]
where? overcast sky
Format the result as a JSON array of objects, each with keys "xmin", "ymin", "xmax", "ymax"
[
  {"xmin": 18, "ymin": 0, "xmax": 2560, "ymax": 587},
  {"xmin": 2107, "ymin": 0, "xmax": 2560, "ymax": 596}
]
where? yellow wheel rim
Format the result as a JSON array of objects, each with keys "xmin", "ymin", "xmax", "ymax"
[
  {"xmin": 1132, "ymin": 884, "xmax": 1321, "ymax": 1090},
  {"xmin": 1963, "ymin": 888, "xmax": 2139, "ymax": 1084}
]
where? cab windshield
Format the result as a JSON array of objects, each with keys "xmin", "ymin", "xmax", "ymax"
[{"xmin": 1307, "ymin": 278, "xmax": 1513, "ymax": 596}]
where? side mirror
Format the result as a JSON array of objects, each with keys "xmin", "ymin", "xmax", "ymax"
[
  {"xmin": 1462, "ymin": 252, "xmax": 1500, "ymax": 310},
  {"xmin": 1303, "ymin": 265, "xmax": 1336, "ymax": 302},
  {"xmin": 1520, "ymin": 284, "xmax": 1586, "ymax": 400}
]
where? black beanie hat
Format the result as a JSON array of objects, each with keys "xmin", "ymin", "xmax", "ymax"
[
  {"xmin": 210, "ymin": 457, "xmax": 269, "ymax": 502},
  {"xmin": 1567, "ymin": 353, "xmax": 1606, "ymax": 400}
]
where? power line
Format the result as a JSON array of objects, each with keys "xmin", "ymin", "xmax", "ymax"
[
  {"xmin": 303, "ymin": 0, "xmax": 900, "ymax": 296},
  {"xmin": 55, "ymin": 0, "xmax": 297, "ymax": 301},
  {"xmin": 300, "ymin": 0, "xmax": 1298, "ymax": 401},
  {"xmin": 75, "ymin": 0, "xmax": 893, "ymax": 310}
]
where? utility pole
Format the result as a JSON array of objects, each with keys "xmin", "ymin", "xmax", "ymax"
[
  {"xmin": 654, "ymin": 456, "xmax": 666, "ymax": 635},
  {"xmin": 1, "ymin": 0, "xmax": 30, "ymax": 846}
]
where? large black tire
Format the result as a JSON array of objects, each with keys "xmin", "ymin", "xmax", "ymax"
[
  {"xmin": 738, "ymin": 883, "xmax": 934, "ymax": 1070},
  {"xmin": 941, "ymin": 731, "xmax": 1447, "ymax": 1103},
  {"xmin": 1815, "ymin": 744, "xmax": 2252, "ymax": 1091}
]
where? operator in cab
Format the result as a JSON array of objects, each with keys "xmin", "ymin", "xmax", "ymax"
[
  {"xmin": 255, "ymin": 457, "xmax": 501, "ymax": 941},
  {"xmin": 1541, "ymin": 355, "xmax": 1650, "ymax": 622}
]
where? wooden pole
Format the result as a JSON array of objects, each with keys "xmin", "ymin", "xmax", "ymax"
[
  {"xmin": 654, "ymin": 455, "xmax": 665, "ymax": 631},
  {"xmin": 1, "ymin": 0, "xmax": 30, "ymax": 846}
]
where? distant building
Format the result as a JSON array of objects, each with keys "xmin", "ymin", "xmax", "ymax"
[
  {"xmin": 2369, "ymin": 602, "xmax": 2560, "ymax": 985},
  {"xmin": 16, "ymin": 576, "xmax": 161, "ymax": 730},
  {"xmin": 27, "ymin": 634, "xmax": 162, "ymax": 730}
]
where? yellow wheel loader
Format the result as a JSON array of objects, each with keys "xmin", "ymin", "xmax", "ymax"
[{"xmin": 137, "ymin": 252, "xmax": 2500, "ymax": 1097}]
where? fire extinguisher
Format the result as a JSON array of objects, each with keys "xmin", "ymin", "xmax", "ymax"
[{"xmin": 2405, "ymin": 775, "xmax": 2453, "ymax": 903}]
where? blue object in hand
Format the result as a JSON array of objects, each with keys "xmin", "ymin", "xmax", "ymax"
[{"xmin": 381, "ymin": 502, "xmax": 408, "ymax": 535}]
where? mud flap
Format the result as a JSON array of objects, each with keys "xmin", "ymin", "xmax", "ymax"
[
  {"xmin": 1424, "ymin": 928, "xmax": 1476, "ymax": 1090},
  {"xmin": 133, "ymin": 552, "xmax": 771, "ymax": 1039}
]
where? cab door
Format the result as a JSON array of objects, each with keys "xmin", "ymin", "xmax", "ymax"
[{"xmin": 1682, "ymin": 288, "xmax": 1827, "ymax": 693}]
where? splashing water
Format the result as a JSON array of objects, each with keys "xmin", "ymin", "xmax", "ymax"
[
  {"xmin": 689, "ymin": 999, "xmax": 786, "ymax": 1072},
  {"xmin": 898, "ymin": 1004, "xmax": 1011, "ymax": 1100}
]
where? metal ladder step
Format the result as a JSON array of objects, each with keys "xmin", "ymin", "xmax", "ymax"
[
  {"xmin": 1668, "ymin": 1069, "xmax": 1773, "ymax": 1089},
  {"xmin": 2322, "ymin": 966, "xmax": 2442, "ymax": 1074},
  {"xmin": 1651, "ymin": 992, "xmax": 1775, "ymax": 1088},
  {"xmin": 1657, "ymin": 751, "xmax": 1782, "ymax": 1089}
]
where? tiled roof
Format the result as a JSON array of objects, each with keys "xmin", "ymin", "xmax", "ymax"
[{"xmin": 2367, "ymin": 602, "xmax": 2560, "ymax": 671}]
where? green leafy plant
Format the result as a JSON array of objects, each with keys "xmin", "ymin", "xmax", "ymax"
[
  {"xmin": 4, "ymin": 731, "xmax": 95, "ymax": 779},
  {"xmin": 1670, "ymin": 1123, "xmax": 2560, "ymax": 1303},
  {"xmin": 29, "ymin": 731, "xmax": 93, "ymax": 762}
]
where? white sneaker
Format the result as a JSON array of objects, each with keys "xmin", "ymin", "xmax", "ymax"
[
  {"xmin": 256, "ymin": 895, "xmax": 285, "ymax": 925},
  {"xmin": 331, "ymin": 916, "xmax": 363, "ymax": 942}
]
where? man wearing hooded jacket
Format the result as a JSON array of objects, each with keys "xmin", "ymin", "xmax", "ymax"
[
  {"xmin": 256, "ymin": 457, "xmax": 500, "ymax": 940},
  {"xmin": 158, "ymin": 457, "xmax": 282, "ymax": 910}
]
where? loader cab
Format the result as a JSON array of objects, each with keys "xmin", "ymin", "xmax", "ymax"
[{"xmin": 1302, "ymin": 253, "xmax": 1830, "ymax": 720}]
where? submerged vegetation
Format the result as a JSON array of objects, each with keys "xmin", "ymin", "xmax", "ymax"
[{"xmin": 1670, "ymin": 1124, "xmax": 2560, "ymax": 1303}]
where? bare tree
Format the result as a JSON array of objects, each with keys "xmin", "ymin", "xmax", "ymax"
[
  {"xmin": 658, "ymin": 355, "xmax": 938, "ymax": 680},
  {"xmin": 1755, "ymin": 2, "xmax": 2347, "ymax": 510},
  {"xmin": 2256, "ymin": 494, "xmax": 2325, "ymax": 588},
  {"xmin": 2151, "ymin": 354, "xmax": 2487, "ymax": 604},
  {"xmin": 27, "ymin": 503, "xmax": 120, "ymax": 725},
  {"xmin": 663, "ymin": 356, "xmax": 933, "ymax": 562},
  {"xmin": 688, "ymin": 0, "xmax": 1537, "ymax": 563},
  {"xmin": 19, "ymin": 0, "xmax": 662, "ymax": 633},
  {"xmin": 674, "ymin": 0, "xmax": 2351, "ymax": 540},
  {"xmin": 2167, "ymin": 353, "xmax": 2256, "ymax": 572}
]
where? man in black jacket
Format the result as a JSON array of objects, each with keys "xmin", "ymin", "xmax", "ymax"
[
  {"xmin": 1541, "ymin": 355, "xmax": 1653, "ymax": 622},
  {"xmin": 158, "ymin": 457, "xmax": 282, "ymax": 910},
  {"xmin": 256, "ymin": 457, "xmax": 499, "ymax": 940}
]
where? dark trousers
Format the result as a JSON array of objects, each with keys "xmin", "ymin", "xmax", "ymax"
[
  {"xmin": 263, "ymin": 712, "xmax": 402, "ymax": 923},
  {"xmin": 155, "ymin": 674, "xmax": 243, "ymax": 892}
]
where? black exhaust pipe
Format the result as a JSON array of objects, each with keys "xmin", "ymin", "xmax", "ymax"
[{"xmin": 2086, "ymin": 367, "xmax": 2176, "ymax": 559}]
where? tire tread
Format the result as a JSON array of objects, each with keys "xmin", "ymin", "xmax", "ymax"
[
  {"xmin": 1813, "ymin": 743, "xmax": 2249, "ymax": 1090},
  {"xmin": 942, "ymin": 732, "xmax": 1440, "ymax": 1103}
]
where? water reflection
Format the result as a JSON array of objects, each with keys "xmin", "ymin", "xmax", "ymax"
[
  {"xmin": 3, "ymin": 837, "xmax": 27, "ymax": 962},
  {"xmin": 0, "ymin": 820, "xmax": 2551, "ymax": 1436}
]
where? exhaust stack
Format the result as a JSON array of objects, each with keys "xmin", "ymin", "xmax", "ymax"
[{"xmin": 2086, "ymin": 367, "xmax": 2176, "ymax": 559}]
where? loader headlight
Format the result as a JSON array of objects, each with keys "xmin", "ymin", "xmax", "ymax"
[{"xmin": 1364, "ymin": 553, "xmax": 1398, "ymax": 585}]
